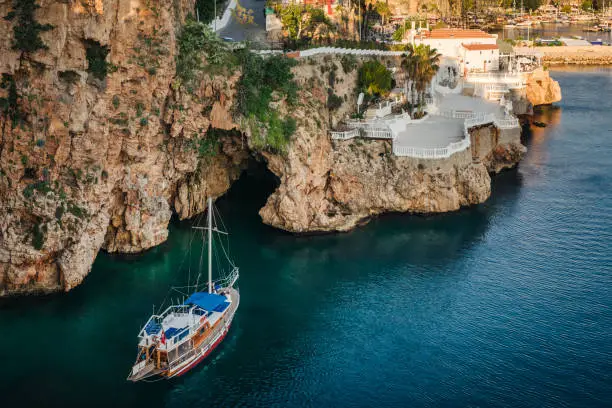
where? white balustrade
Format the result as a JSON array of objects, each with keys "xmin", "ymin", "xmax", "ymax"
[
  {"xmin": 330, "ymin": 128, "xmax": 360, "ymax": 140},
  {"xmin": 494, "ymin": 117, "xmax": 520, "ymax": 129}
]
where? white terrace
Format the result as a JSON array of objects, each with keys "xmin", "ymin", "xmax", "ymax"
[{"xmin": 331, "ymin": 92, "xmax": 519, "ymax": 160}]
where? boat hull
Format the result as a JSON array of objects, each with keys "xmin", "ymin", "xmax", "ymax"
[{"xmin": 170, "ymin": 320, "xmax": 232, "ymax": 378}]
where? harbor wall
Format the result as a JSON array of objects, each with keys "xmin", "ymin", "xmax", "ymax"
[{"xmin": 515, "ymin": 46, "xmax": 612, "ymax": 65}]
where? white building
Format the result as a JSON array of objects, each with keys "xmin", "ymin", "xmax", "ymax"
[
  {"xmin": 460, "ymin": 43, "xmax": 500, "ymax": 74},
  {"xmin": 412, "ymin": 28, "xmax": 498, "ymax": 60}
]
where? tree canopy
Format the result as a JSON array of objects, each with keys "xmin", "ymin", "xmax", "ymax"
[{"xmin": 358, "ymin": 60, "xmax": 392, "ymax": 96}]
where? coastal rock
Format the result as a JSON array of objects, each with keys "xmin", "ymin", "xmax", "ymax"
[{"xmin": 525, "ymin": 68, "xmax": 562, "ymax": 106}]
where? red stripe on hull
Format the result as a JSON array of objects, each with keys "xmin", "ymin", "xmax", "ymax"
[{"xmin": 172, "ymin": 324, "xmax": 231, "ymax": 377}]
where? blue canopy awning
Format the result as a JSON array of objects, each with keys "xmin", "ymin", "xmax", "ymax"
[{"xmin": 184, "ymin": 292, "xmax": 228, "ymax": 312}]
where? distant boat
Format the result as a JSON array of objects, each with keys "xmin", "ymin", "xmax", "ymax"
[{"xmin": 127, "ymin": 198, "xmax": 240, "ymax": 382}]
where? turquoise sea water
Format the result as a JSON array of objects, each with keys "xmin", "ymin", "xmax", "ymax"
[{"xmin": 1, "ymin": 67, "xmax": 611, "ymax": 407}]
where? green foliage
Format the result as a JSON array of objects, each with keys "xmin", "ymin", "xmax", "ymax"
[
  {"xmin": 236, "ymin": 51, "xmax": 297, "ymax": 118},
  {"xmin": 131, "ymin": 30, "xmax": 169, "ymax": 76},
  {"xmin": 68, "ymin": 204, "xmax": 84, "ymax": 218},
  {"xmin": 35, "ymin": 138, "xmax": 45, "ymax": 147},
  {"xmin": 0, "ymin": 74, "xmax": 23, "ymax": 127},
  {"xmin": 4, "ymin": 0, "xmax": 53, "ymax": 53},
  {"xmin": 401, "ymin": 44, "xmax": 440, "ymax": 115},
  {"xmin": 136, "ymin": 102, "xmax": 145, "ymax": 117},
  {"xmin": 327, "ymin": 92, "xmax": 343, "ymax": 111},
  {"xmin": 280, "ymin": 4, "xmax": 331, "ymax": 40},
  {"xmin": 84, "ymin": 40, "xmax": 110, "ymax": 80},
  {"xmin": 176, "ymin": 19, "xmax": 235, "ymax": 91},
  {"xmin": 195, "ymin": 0, "xmax": 222, "ymax": 24},
  {"xmin": 197, "ymin": 129, "xmax": 220, "ymax": 158},
  {"xmin": 358, "ymin": 60, "xmax": 392, "ymax": 96},
  {"xmin": 140, "ymin": 117, "xmax": 148, "ymax": 126},
  {"xmin": 235, "ymin": 51, "xmax": 298, "ymax": 153},
  {"xmin": 23, "ymin": 180, "xmax": 52, "ymax": 199},
  {"xmin": 581, "ymin": 0, "xmax": 593, "ymax": 10},
  {"xmin": 340, "ymin": 54, "xmax": 358, "ymax": 74},
  {"xmin": 112, "ymin": 95, "xmax": 120, "ymax": 109}
]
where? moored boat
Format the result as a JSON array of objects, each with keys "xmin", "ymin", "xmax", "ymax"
[{"xmin": 127, "ymin": 198, "xmax": 240, "ymax": 382}]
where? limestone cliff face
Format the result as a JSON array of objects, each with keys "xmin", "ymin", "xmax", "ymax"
[
  {"xmin": 0, "ymin": 0, "xmax": 247, "ymax": 295},
  {"xmin": 525, "ymin": 68, "xmax": 562, "ymax": 106},
  {"xmin": 259, "ymin": 55, "xmax": 526, "ymax": 233}
]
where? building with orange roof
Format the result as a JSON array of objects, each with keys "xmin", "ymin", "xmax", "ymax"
[{"xmin": 412, "ymin": 28, "xmax": 499, "ymax": 61}]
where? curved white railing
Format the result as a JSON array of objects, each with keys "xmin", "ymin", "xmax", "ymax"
[
  {"xmin": 392, "ymin": 136, "xmax": 471, "ymax": 159},
  {"xmin": 363, "ymin": 126, "xmax": 393, "ymax": 139},
  {"xmin": 298, "ymin": 47, "xmax": 405, "ymax": 58},
  {"xmin": 330, "ymin": 128, "xmax": 360, "ymax": 140},
  {"xmin": 494, "ymin": 117, "xmax": 520, "ymax": 129}
]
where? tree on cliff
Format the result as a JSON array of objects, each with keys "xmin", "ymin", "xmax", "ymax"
[
  {"xmin": 401, "ymin": 44, "xmax": 440, "ymax": 116},
  {"xmin": 4, "ymin": 0, "xmax": 53, "ymax": 53},
  {"xmin": 358, "ymin": 60, "xmax": 392, "ymax": 97},
  {"xmin": 279, "ymin": 4, "xmax": 331, "ymax": 41}
]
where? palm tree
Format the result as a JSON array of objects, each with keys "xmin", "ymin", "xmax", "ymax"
[
  {"xmin": 401, "ymin": 44, "xmax": 441, "ymax": 117},
  {"xmin": 400, "ymin": 44, "xmax": 418, "ymax": 113},
  {"xmin": 414, "ymin": 45, "xmax": 441, "ymax": 114}
]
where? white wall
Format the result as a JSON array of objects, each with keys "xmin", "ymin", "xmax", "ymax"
[
  {"xmin": 460, "ymin": 49, "xmax": 500, "ymax": 73},
  {"xmin": 417, "ymin": 37, "xmax": 497, "ymax": 59}
]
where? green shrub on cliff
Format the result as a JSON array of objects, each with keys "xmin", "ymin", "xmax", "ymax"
[
  {"xmin": 4, "ymin": 0, "xmax": 53, "ymax": 53},
  {"xmin": 358, "ymin": 60, "xmax": 392, "ymax": 97},
  {"xmin": 176, "ymin": 19, "xmax": 236, "ymax": 91},
  {"xmin": 235, "ymin": 51, "xmax": 298, "ymax": 154},
  {"xmin": 84, "ymin": 40, "xmax": 110, "ymax": 80},
  {"xmin": 0, "ymin": 74, "xmax": 23, "ymax": 127}
]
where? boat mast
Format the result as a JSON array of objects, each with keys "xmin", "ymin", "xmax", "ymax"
[{"xmin": 208, "ymin": 197, "xmax": 213, "ymax": 294}]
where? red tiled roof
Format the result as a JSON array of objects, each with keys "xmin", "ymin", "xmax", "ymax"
[
  {"xmin": 425, "ymin": 29, "xmax": 494, "ymax": 39},
  {"xmin": 461, "ymin": 43, "xmax": 499, "ymax": 51}
]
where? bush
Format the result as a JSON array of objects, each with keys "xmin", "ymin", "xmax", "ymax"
[
  {"xmin": 235, "ymin": 51, "xmax": 299, "ymax": 153},
  {"xmin": 358, "ymin": 60, "xmax": 392, "ymax": 96},
  {"xmin": 84, "ymin": 39, "xmax": 110, "ymax": 80},
  {"xmin": 340, "ymin": 54, "xmax": 358, "ymax": 74},
  {"xmin": 0, "ymin": 74, "xmax": 23, "ymax": 127},
  {"xmin": 4, "ymin": 0, "xmax": 53, "ymax": 53},
  {"xmin": 327, "ymin": 92, "xmax": 343, "ymax": 111},
  {"xmin": 176, "ymin": 19, "xmax": 236, "ymax": 90}
]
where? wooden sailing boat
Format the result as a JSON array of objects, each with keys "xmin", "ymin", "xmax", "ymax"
[{"xmin": 128, "ymin": 198, "xmax": 239, "ymax": 381}]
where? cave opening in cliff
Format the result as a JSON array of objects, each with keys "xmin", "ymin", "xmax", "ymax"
[{"xmin": 221, "ymin": 157, "xmax": 280, "ymax": 215}]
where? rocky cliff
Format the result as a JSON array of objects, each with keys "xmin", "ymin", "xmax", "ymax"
[{"xmin": 0, "ymin": 0, "xmax": 247, "ymax": 295}]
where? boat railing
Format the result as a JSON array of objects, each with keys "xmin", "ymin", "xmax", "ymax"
[{"xmin": 215, "ymin": 267, "xmax": 240, "ymax": 289}]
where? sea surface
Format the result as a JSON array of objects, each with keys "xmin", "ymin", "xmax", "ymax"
[{"xmin": 1, "ymin": 67, "xmax": 611, "ymax": 408}]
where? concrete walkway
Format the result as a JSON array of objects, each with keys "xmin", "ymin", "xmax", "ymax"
[
  {"xmin": 437, "ymin": 94, "xmax": 504, "ymax": 116},
  {"xmin": 391, "ymin": 116, "xmax": 465, "ymax": 149}
]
